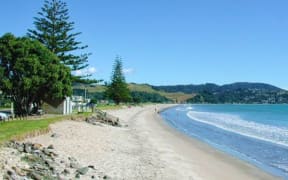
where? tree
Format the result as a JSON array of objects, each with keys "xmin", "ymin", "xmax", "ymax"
[
  {"xmin": 105, "ymin": 56, "xmax": 131, "ymax": 104},
  {"xmin": 27, "ymin": 0, "xmax": 90, "ymax": 83},
  {"xmin": 0, "ymin": 33, "xmax": 72, "ymax": 116}
]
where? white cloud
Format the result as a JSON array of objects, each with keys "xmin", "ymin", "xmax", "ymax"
[
  {"xmin": 123, "ymin": 68, "xmax": 134, "ymax": 75},
  {"xmin": 87, "ymin": 67, "xmax": 97, "ymax": 74},
  {"xmin": 74, "ymin": 67, "xmax": 97, "ymax": 76},
  {"xmin": 74, "ymin": 70, "xmax": 83, "ymax": 76}
]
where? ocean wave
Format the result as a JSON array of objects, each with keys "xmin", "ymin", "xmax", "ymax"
[
  {"xmin": 186, "ymin": 106, "xmax": 194, "ymax": 110},
  {"xmin": 272, "ymin": 163, "xmax": 288, "ymax": 173},
  {"xmin": 187, "ymin": 111, "xmax": 288, "ymax": 147},
  {"xmin": 175, "ymin": 106, "xmax": 194, "ymax": 111}
]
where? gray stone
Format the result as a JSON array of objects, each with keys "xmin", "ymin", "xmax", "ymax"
[
  {"xmin": 68, "ymin": 157, "xmax": 77, "ymax": 162},
  {"xmin": 77, "ymin": 167, "xmax": 89, "ymax": 175},
  {"xmin": 24, "ymin": 143, "xmax": 32, "ymax": 153},
  {"xmin": 12, "ymin": 166, "xmax": 26, "ymax": 176},
  {"xmin": 43, "ymin": 148, "xmax": 53, "ymax": 156},
  {"xmin": 51, "ymin": 133, "xmax": 59, "ymax": 138},
  {"xmin": 88, "ymin": 165, "xmax": 95, "ymax": 169},
  {"xmin": 47, "ymin": 144, "xmax": 54, "ymax": 149},
  {"xmin": 75, "ymin": 173, "xmax": 80, "ymax": 178},
  {"xmin": 62, "ymin": 168, "xmax": 70, "ymax": 175},
  {"xmin": 45, "ymin": 159, "xmax": 55, "ymax": 168},
  {"xmin": 29, "ymin": 172, "xmax": 42, "ymax": 180},
  {"xmin": 16, "ymin": 144, "xmax": 24, "ymax": 152},
  {"xmin": 70, "ymin": 162, "xmax": 80, "ymax": 169},
  {"xmin": 103, "ymin": 175, "xmax": 111, "ymax": 179}
]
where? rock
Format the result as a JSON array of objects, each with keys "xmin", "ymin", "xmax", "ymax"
[
  {"xmin": 32, "ymin": 143, "xmax": 43, "ymax": 150},
  {"xmin": 5, "ymin": 168, "xmax": 18, "ymax": 180},
  {"xmin": 68, "ymin": 157, "xmax": 77, "ymax": 162},
  {"xmin": 12, "ymin": 166, "xmax": 26, "ymax": 176},
  {"xmin": 45, "ymin": 159, "xmax": 55, "ymax": 168},
  {"xmin": 25, "ymin": 154, "xmax": 39, "ymax": 162},
  {"xmin": 51, "ymin": 133, "xmax": 59, "ymax": 138},
  {"xmin": 70, "ymin": 162, "xmax": 80, "ymax": 169},
  {"xmin": 76, "ymin": 167, "xmax": 89, "ymax": 175},
  {"xmin": 75, "ymin": 173, "xmax": 80, "ymax": 178},
  {"xmin": 33, "ymin": 149, "xmax": 42, "ymax": 154},
  {"xmin": 103, "ymin": 175, "xmax": 111, "ymax": 179},
  {"xmin": 29, "ymin": 172, "xmax": 42, "ymax": 180},
  {"xmin": 62, "ymin": 168, "xmax": 70, "ymax": 175},
  {"xmin": 43, "ymin": 148, "xmax": 54, "ymax": 156},
  {"xmin": 6, "ymin": 169, "xmax": 14, "ymax": 176},
  {"xmin": 17, "ymin": 145, "xmax": 24, "ymax": 152},
  {"xmin": 24, "ymin": 143, "xmax": 32, "ymax": 153},
  {"xmin": 88, "ymin": 165, "xmax": 95, "ymax": 169},
  {"xmin": 47, "ymin": 144, "xmax": 54, "ymax": 149}
]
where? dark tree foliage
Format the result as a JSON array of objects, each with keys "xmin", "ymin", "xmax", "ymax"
[
  {"xmin": 153, "ymin": 82, "xmax": 283, "ymax": 94},
  {"xmin": 27, "ymin": 0, "xmax": 90, "ymax": 83},
  {"xmin": 187, "ymin": 89, "xmax": 288, "ymax": 104},
  {"xmin": 0, "ymin": 33, "xmax": 72, "ymax": 116},
  {"xmin": 105, "ymin": 57, "xmax": 131, "ymax": 104},
  {"xmin": 86, "ymin": 91, "xmax": 169, "ymax": 104},
  {"xmin": 131, "ymin": 91, "xmax": 169, "ymax": 103}
]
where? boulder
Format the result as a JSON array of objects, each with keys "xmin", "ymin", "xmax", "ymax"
[
  {"xmin": 29, "ymin": 172, "xmax": 42, "ymax": 180},
  {"xmin": 32, "ymin": 143, "xmax": 43, "ymax": 150},
  {"xmin": 47, "ymin": 144, "xmax": 54, "ymax": 149},
  {"xmin": 24, "ymin": 143, "xmax": 32, "ymax": 153},
  {"xmin": 12, "ymin": 166, "xmax": 26, "ymax": 176},
  {"xmin": 76, "ymin": 167, "xmax": 89, "ymax": 175}
]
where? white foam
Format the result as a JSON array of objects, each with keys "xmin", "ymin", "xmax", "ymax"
[
  {"xmin": 175, "ymin": 106, "xmax": 194, "ymax": 111},
  {"xmin": 272, "ymin": 163, "xmax": 288, "ymax": 173},
  {"xmin": 176, "ymin": 108, "xmax": 188, "ymax": 111},
  {"xmin": 186, "ymin": 107, "xmax": 194, "ymax": 110},
  {"xmin": 187, "ymin": 111, "xmax": 288, "ymax": 147}
]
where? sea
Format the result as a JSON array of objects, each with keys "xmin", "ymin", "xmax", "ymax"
[{"xmin": 160, "ymin": 104, "xmax": 288, "ymax": 179}]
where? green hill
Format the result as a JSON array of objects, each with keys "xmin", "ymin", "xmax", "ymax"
[
  {"xmin": 73, "ymin": 83, "xmax": 194, "ymax": 103},
  {"xmin": 153, "ymin": 82, "xmax": 288, "ymax": 104}
]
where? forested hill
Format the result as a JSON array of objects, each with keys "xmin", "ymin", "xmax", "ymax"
[
  {"xmin": 73, "ymin": 82, "xmax": 288, "ymax": 104},
  {"xmin": 152, "ymin": 82, "xmax": 288, "ymax": 104},
  {"xmin": 152, "ymin": 82, "xmax": 284, "ymax": 94}
]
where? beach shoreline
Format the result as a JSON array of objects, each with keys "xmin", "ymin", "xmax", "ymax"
[
  {"xmin": 154, "ymin": 105, "xmax": 280, "ymax": 180},
  {"xmin": 0, "ymin": 104, "xmax": 279, "ymax": 179}
]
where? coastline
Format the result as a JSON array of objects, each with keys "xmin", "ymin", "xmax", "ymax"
[
  {"xmin": 154, "ymin": 105, "xmax": 279, "ymax": 180},
  {"xmin": 0, "ymin": 104, "xmax": 279, "ymax": 179}
]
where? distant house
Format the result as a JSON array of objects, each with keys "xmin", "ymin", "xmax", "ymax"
[
  {"xmin": 42, "ymin": 97, "xmax": 72, "ymax": 115},
  {"xmin": 71, "ymin": 95, "xmax": 91, "ymax": 112}
]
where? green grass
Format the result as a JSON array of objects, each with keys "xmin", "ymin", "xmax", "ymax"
[
  {"xmin": 0, "ymin": 113, "xmax": 92, "ymax": 145},
  {"xmin": 95, "ymin": 104, "xmax": 123, "ymax": 110}
]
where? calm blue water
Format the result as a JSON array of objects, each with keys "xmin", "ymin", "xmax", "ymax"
[{"xmin": 160, "ymin": 104, "xmax": 288, "ymax": 179}]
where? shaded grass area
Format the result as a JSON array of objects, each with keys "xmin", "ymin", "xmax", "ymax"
[
  {"xmin": 96, "ymin": 104, "xmax": 123, "ymax": 110},
  {"xmin": 0, "ymin": 113, "xmax": 92, "ymax": 145}
]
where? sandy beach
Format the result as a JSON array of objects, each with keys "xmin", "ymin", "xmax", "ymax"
[{"xmin": 1, "ymin": 104, "xmax": 279, "ymax": 179}]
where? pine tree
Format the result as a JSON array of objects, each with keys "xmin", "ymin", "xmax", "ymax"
[
  {"xmin": 106, "ymin": 56, "xmax": 131, "ymax": 104},
  {"xmin": 27, "ymin": 0, "xmax": 89, "ymax": 82}
]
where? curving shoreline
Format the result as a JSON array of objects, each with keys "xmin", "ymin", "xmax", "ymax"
[{"xmin": 0, "ymin": 104, "xmax": 279, "ymax": 179}]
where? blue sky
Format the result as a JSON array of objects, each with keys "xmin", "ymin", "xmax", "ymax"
[{"xmin": 0, "ymin": 0, "xmax": 287, "ymax": 89}]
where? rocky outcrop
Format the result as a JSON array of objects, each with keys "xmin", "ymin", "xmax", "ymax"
[
  {"xmin": 2, "ymin": 141, "xmax": 101, "ymax": 179},
  {"xmin": 86, "ymin": 110, "xmax": 121, "ymax": 127}
]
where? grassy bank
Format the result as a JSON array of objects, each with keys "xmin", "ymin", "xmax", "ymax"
[
  {"xmin": 0, "ymin": 113, "xmax": 91, "ymax": 145},
  {"xmin": 96, "ymin": 104, "xmax": 123, "ymax": 110}
]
